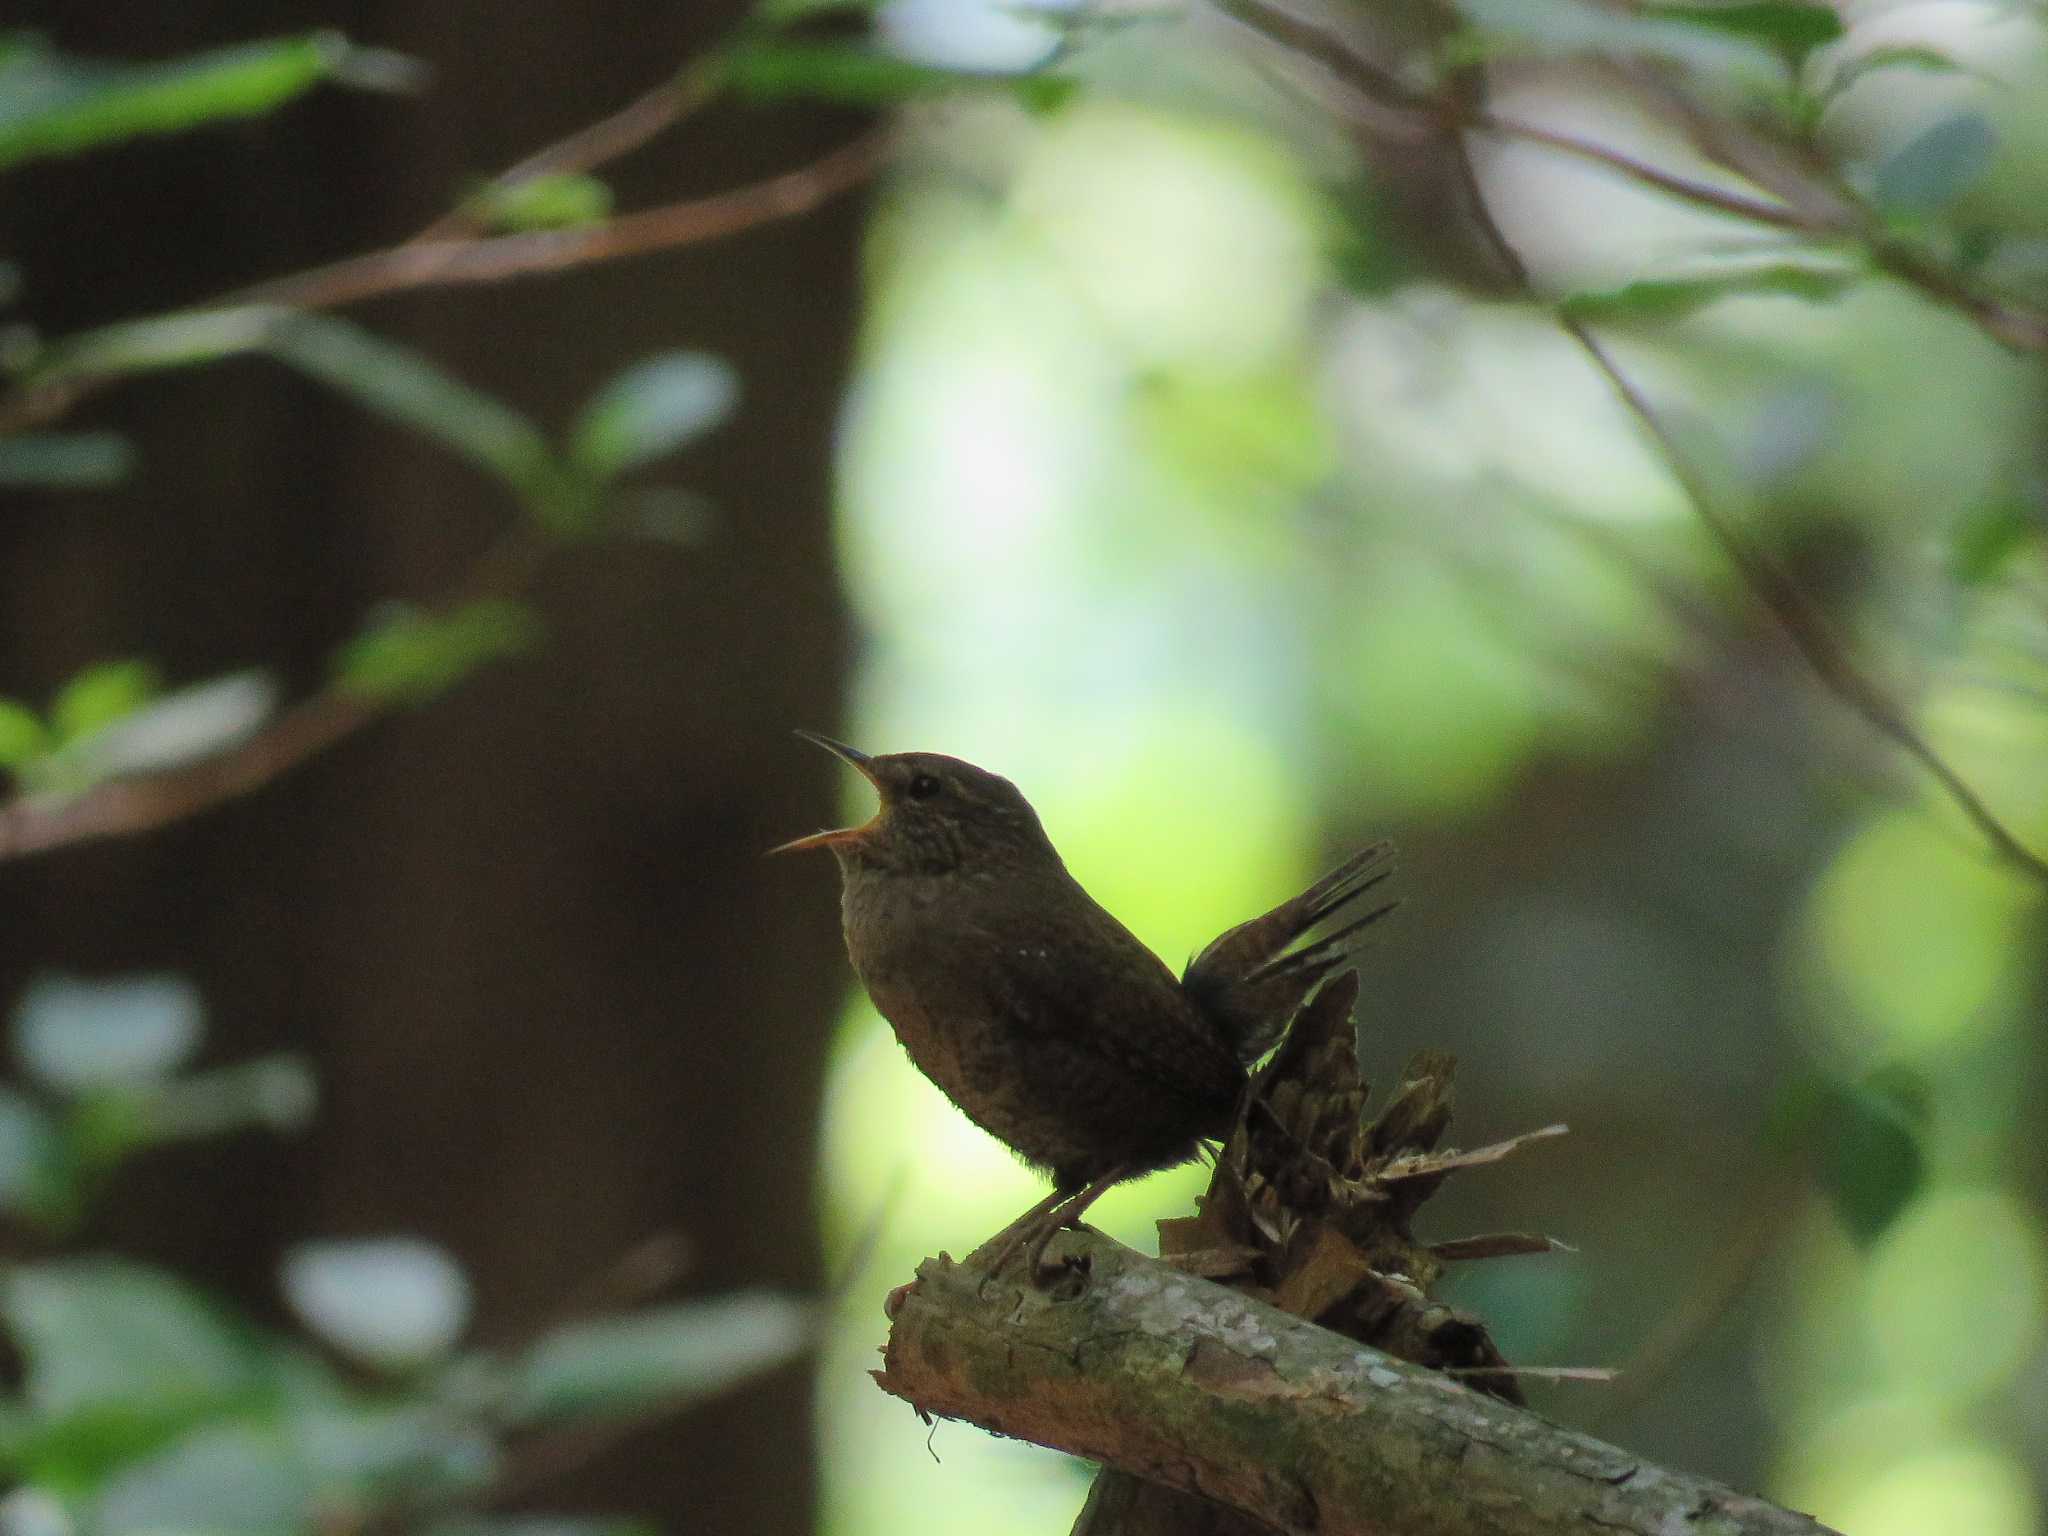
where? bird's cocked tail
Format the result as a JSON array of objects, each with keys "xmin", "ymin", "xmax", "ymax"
[{"xmin": 1182, "ymin": 843, "xmax": 1398, "ymax": 1063}]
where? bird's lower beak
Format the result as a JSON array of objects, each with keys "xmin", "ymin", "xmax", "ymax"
[
  {"xmin": 769, "ymin": 731, "xmax": 880, "ymax": 856},
  {"xmin": 767, "ymin": 826, "xmax": 855, "ymax": 856}
]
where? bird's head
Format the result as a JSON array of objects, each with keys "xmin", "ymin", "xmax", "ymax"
[{"xmin": 770, "ymin": 733, "xmax": 1058, "ymax": 875}]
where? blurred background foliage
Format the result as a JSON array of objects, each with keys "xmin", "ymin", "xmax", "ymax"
[
  {"xmin": 813, "ymin": 2, "xmax": 2048, "ymax": 1535},
  {"xmin": 1, "ymin": 1, "xmax": 2045, "ymax": 1535}
]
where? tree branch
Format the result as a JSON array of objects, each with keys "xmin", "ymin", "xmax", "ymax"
[
  {"xmin": 1216, "ymin": 0, "xmax": 2048, "ymax": 351},
  {"xmin": 876, "ymin": 1233, "xmax": 1837, "ymax": 1536},
  {"xmin": 1214, "ymin": 0, "xmax": 2048, "ymax": 887},
  {"xmin": 1441, "ymin": 123, "xmax": 2048, "ymax": 888},
  {"xmin": 0, "ymin": 528, "xmax": 547, "ymax": 862},
  {"xmin": 229, "ymin": 129, "xmax": 891, "ymax": 313}
]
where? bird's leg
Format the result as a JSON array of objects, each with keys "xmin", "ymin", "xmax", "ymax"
[{"xmin": 977, "ymin": 1167, "xmax": 1132, "ymax": 1292}]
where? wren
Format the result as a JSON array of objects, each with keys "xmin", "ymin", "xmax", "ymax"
[{"xmin": 774, "ymin": 733, "xmax": 1395, "ymax": 1279}]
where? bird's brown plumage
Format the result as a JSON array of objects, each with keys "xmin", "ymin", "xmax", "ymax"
[{"xmin": 777, "ymin": 736, "xmax": 1396, "ymax": 1201}]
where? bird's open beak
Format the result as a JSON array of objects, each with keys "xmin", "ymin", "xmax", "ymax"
[
  {"xmin": 768, "ymin": 731, "xmax": 880, "ymax": 855},
  {"xmin": 794, "ymin": 731, "xmax": 875, "ymax": 776}
]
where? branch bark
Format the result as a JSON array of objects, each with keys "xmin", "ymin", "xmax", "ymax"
[{"xmin": 877, "ymin": 1233, "xmax": 1838, "ymax": 1536}]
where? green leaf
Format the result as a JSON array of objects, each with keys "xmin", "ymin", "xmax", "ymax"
[
  {"xmin": 1444, "ymin": 0, "xmax": 1791, "ymax": 93},
  {"xmin": 1561, "ymin": 263, "xmax": 1855, "ymax": 321},
  {"xmin": 138, "ymin": 1055, "xmax": 320, "ymax": 1144},
  {"xmin": 570, "ymin": 352, "xmax": 739, "ymax": 483},
  {"xmin": 5, "ymin": 1259, "xmax": 267, "ymax": 1422},
  {"xmin": 11, "ymin": 973, "xmax": 204, "ymax": 1094},
  {"xmin": 20, "ymin": 304, "xmax": 285, "ymax": 382},
  {"xmin": 1949, "ymin": 497, "xmax": 2037, "ymax": 585},
  {"xmin": 1771, "ymin": 1068, "xmax": 1929, "ymax": 1245},
  {"xmin": 266, "ymin": 315, "xmax": 566, "ymax": 512},
  {"xmin": 333, "ymin": 599, "xmax": 543, "ymax": 704},
  {"xmin": 727, "ymin": 39, "xmax": 1070, "ymax": 111},
  {"xmin": 750, "ymin": 0, "xmax": 879, "ymax": 23},
  {"xmin": 1639, "ymin": 2, "xmax": 1842, "ymax": 54},
  {"xmin": 426, "ymin": 1521, "xmax": 659, "ymax": 1536},
  {"xmin": 0, "ymin": 432, "xmax": 134, "ymax": 489},
  {"xmin": 0, "ymin": 698, "xmax": 50, "ymax": 768},
  {"xmin": 1873, "ymin": 111, "xmax": 1997, "ymax": 221},
  {"xmin": 0, "ymin": 1086, "xmax": 64, "ymax": 1221},
  {"xmin": 280, "ymin": 1239, "xmax": 472, "ymax": 1371},
  {"xmin": 0, "ymin": 30, "xmax": 423, "ymax": 172},
  {"xmin": 505, "ymin": 1291, "xmax": 811, "ymax": 1423},
  {"xmin": 48, "ymin": 659, "xmax": 161, "ymax": 746},
  {"xmin": 89, "ymin": 1422, "xmax": 312, "ymax": 1535},
  {"xmin": 1819, "ymin": 44, "xmax": 1966, "ymax": 102},
  {"xmin": 469, "ymin": 172, "xmax": 614, "ymax": 233},
  {"xmin": 25, "ymin": 308, "xmax": 573, "ymax": 524},
  {"xmin": 1817, "ymin": 1069, "xmax": 1929, "ymax": 1245},
  {"xmin": 52, "ymin": 669, "xmax": 278, "ymax": 781}
]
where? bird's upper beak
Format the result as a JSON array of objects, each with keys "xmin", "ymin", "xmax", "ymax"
[{"xmin": 768, "ymin": 731, "xmax": 880, "ymax": 855}]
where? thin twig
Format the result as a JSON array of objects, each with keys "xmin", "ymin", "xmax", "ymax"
[
  {"xmin": 0, "ymin": 76, "xmax": 892, "ymax": 857},
  {"xmin": 1219, "ymin": 0, "xmax": 2048, "ymax": 352},
  {"xmin": 0, "ymin": 528, "xmax": 547, "ymax": 862},
  {"xmin": 1216, "ymin": 0, "xmax": 2048, "ymax": 877},
  {"xmin": 232, "ymin": 129, "xmax": 890, "ymax": 313},
  {"xmin": 1442, "ymin": 116, "xmax": 2048, "ymax": 886},
  {"xmin": 1473, "ymin": 114, "xmax": 1810, "ymax": 230},
  {"xmin": 412, "ymin": 59, "xmax": 724, "ymax": 243}
]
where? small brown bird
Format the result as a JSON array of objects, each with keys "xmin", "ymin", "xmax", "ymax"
[{"xmin": 775, "ymin": 733, "xmax": 1395, "ymax": 1277}]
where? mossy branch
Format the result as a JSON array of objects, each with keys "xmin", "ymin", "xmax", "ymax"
[{"xmin": 876, "ymin": 1233, "xmax": 1838, "ymax": 1536}]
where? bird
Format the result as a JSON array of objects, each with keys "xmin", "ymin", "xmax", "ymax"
[{"xmin": 774, "ymin": 732, "xmax": 1396, "ymax": 1280}]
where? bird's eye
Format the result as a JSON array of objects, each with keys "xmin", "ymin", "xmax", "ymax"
[{"xmin": 907, "ymin": 773, "xmax": 943, "ymax": 801}]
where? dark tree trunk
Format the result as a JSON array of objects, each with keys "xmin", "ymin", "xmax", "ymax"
[{"xmin": 0, "ymin": 5, "xmax": 862, "ymax": 1531}]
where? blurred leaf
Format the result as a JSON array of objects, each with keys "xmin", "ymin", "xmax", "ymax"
[
  {"xmin": 0, "ymin": 1086, "xmax": 63, "ymax": 1220},
  {"xmin": 1445, "ymin": 0, "xmax": 1789, "ymax": 93},
  {"xmin": 51, "ymin": 670, "xmax": 278, "ymax": 782},
  {"xmin": 12, "ymin": 973, "xmax": 203, "ymax": 1094},
  {"xmin": 268, "ymin": 315, "xmax": 567, "ymax": 514},
  {"xmin": 1640, "ymin": 2, "xmax": 1841, "ymax": 53},
  {"xmin": 0, "ymin": 699, "xmax": 50, "ymax": 769},
  {"xmin": 1948, "ymin": 496, "xmax": 2036, "ymax": 585},
  {"xmin": 751, "ymin": 0, "xmax": 878, "ymax": 22},
  {"xmin": 5, "ymin": 1259, "xmax": 266, "ymax": 1421},
  {"xmin": 0, "ymin": 1489, "xmax": 68, "ymax": 1536},
  {"xmin": 89, "ymin": 1422, "xmax": 311, "ymax": 1536},
  {"xmin": 620, "ymin": 486, "xmax": 718, "ymax": 547},
  {"xmin": 285, "ymin": 1395, "xmax": 496, "ymax": 1501},
  {"xmin": 64, "ymin": 1092, "xmax": 150, "ymax": 1184},
  {"xmin": 469, "ymin": 172, "xmax": 614, "ymax": 232},
  {"xmin": 25, "ymin": 308, "xmax": 572, "ymax": 522},
  {"xmin": 1819, "ymin": 1070, "xmax": 1929, "ymax": 1245},
  {"xmin": 1770, "ymin": 1067, "xmax": 1929, "ymax": 1244},
  {"xmin": 1820, "ymin": 43, "xmax": 1965, "ymax": 101},
  {"xmin": 505, "ymin": 1291, "xmax": 811, "ymax": 1423},
  {"xmin": 333, "ymin": 599, "xmax": 543, "ymax": 704},
  {"xmin": 1872, "ymin": 111, "xmax": 1997, "ymax": 221},
  {"xmin": 0, "ymin": 432, "xmax": 133, "ymax": 489},
  {"xmin": 21, "ymin": 304, "xmax": 283, "ymax": 381},
  {"xmin": 140, "ymin": 1054, "xmax": 320, "ymax": 1143},
  {"xmin": 570, "ymin": 352, "xmax": 739, "ymax": 484},
  {"xmin": 1560, "ymin": 263, "xmax": 1855, "ymax": 321},
  {"xmin": 280, "ymin": 1239, "xmax": 472, "ymax": 1370},
  {"xmin": 0, "ymin": 30, "xmax": 423, "ymax": 172},
  {"xmin": 47, "ymin": 659, "xmax": 159, "ymax": 746},
  {"xmin": 425, "ymin": 1521, "xmax": 659, "ymax": 1536},
  {"xmin": 727, "ymin": 39, "xmax": 1072, "ymax": 111}
]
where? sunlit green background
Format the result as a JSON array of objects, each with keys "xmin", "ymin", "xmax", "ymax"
[{"xmin": 813, "ymin": 4, "xmax": 2048, "ymax": 1535}]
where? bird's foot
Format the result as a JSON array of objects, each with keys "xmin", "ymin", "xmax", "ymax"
[
  {"xmin": 973, "ymin": 1169, "xmax": 1129, "ymax": 1297},
  {"xmin": 975, "ymin": 1208, "xmax": 1080, "ymax": 1296}
]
